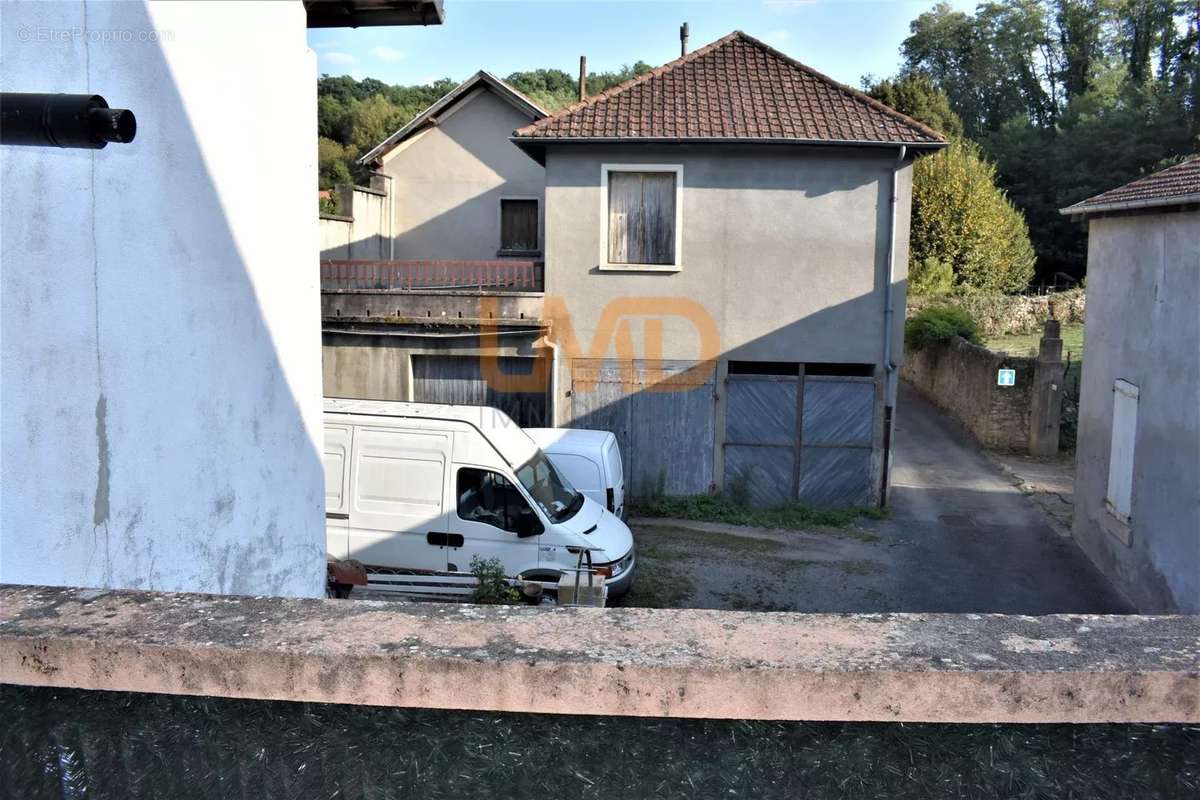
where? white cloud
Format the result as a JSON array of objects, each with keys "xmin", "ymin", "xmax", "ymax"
[
  {"xmin": 323, "ymin": 52, "xmax": 357, "ymax": 67},
  {"xmin": 369, "ymin": 45, "xmax": 406, "ymax": 63},
  {"xmin": 764, "ymin": 28, "xmax": 792, "ymax": 46}
]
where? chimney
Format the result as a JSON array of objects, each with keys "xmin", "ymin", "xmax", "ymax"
[
  {"xmin": 680, "ymin": 22, "xmax": 689, "ymax": 57},
  {"xmin": 579, "ymin": 55, "xmax": 587, "ymax": 102}
]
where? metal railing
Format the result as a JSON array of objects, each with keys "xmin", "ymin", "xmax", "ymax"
[{"xmin": 321, "ymin": 259, "xmax": 543, "ymax": 293}]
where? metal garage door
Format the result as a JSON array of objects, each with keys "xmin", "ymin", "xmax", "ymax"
[
  {"xmin": 411, "ymin": 355, "xmax": 548, "ymax": 428},
  {"xmin": 570, "ymin": 360, "xmax": 716, "ymax": 496},
  {"xmin": 723, "ymin": 372, "xmax": 876, "ymax": 507}
]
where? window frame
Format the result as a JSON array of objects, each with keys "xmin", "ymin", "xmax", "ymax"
[
  {"xmin": 455, "ymin": 466, "xmax": 542, "ymax": 536},
  {"xmin": 497, "ymin": 196, "xmax": 541, "ymax": 257},
  {"xmin": 599, "ymin": 163, "xmax": 683, "ymax": 272}
]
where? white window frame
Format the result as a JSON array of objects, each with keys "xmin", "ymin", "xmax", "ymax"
[
  {"xmin": 599, "ymin": 163, "xmax": 683, "ymax": 272},
  {"xmin": 497, "ymin": 196, "xmax": 541, "ymax": 255}
]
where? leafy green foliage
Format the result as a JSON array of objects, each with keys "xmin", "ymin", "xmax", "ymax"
[
  {"xmin": 909, "ymin": 256, "xmax": 956, "ymax": 295},
  {"xmin": 894, "ymin": 0, "xmax": 1200, "ymax": 282},
  {"xmin": 865, "ymin": 73, "xmax": 964, "ymax": 138},
  {"xmin": 905, "ymin": 305, "xmax": 983, "ymax": 350},
  {"xmin": 633, "ymin": 494, "xmax": 888, "ymax": 532},
  {"xmin": 911, "ymin": 139, "xmax": 1037, "ymax": 293},
  {"xmin": 468, "ymin": 555, "xmax": 519, "ymax": 605}
]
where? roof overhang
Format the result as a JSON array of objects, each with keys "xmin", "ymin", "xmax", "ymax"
[
  {"xmin": 1060, "ymin": 193, "xmax": 1200, "ymax": 218},
  {"xmin": 305, "ymin": 0, "xmax": 444, "ymax": 28},
  {"xmin": 360, "ymin": 72, "xmax": 548, "ymax": 165},
  {"xmin": 510, "ymin": 136, "xmax": 947, "ymax": 166}
]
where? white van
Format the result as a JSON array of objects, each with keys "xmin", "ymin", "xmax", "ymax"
[
  {"xmin": 523, "ymin": 428, "xmax": 625, "ymax": 520},
  {"xmin": 323, "ymin": 398, "xmax": 635, "ymax": 598}
]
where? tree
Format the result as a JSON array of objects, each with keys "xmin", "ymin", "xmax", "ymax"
[
  {"xmin": 318, "ymin": 137, "xmax": 353, "ymax": 190},
  {"xmin": 866, "ymin": 73, "xmax": 964, "ymax": 138},
  {"xmin": 910, "ymin": 140, "xmax": 1037, "ymax": 293}
]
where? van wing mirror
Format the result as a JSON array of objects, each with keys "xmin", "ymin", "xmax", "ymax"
[{"xmin": 516, "ymin": 507, "xmax": 543, "ymax": 538}]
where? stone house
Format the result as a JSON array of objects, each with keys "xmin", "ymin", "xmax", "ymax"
[
  {"xmin": 1061, "ymin": 157, "xmax": 1200, "ymax": 612},
  {"xmin": 322, "ymin": 30, "xmax": 947, "ymax": 505}
]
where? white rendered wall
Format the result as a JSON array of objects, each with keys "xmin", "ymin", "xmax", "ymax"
[{"xmin": 0, "ymin": 1, "xmax": 326, "ymax": 596}]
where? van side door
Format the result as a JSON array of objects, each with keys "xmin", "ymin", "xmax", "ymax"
[
  {"xmin": 348, "ymin": 425, "xmax": 450, "ymax": 571},
  {"xmin": 324, "ymin": 423, "xmax": 353, "ymax": 560},
  {"xmin": 449, "ymin": 465, "xmax": 541, "ymax": 577}
]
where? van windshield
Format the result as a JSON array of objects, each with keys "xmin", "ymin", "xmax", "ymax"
[{"xmin": 515, "ymin": 450, "xmax": 583, "ymax": 524}]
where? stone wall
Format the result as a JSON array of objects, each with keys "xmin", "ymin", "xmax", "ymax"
[
  {"xmin": 902, "ymin": 337, "xmax": 1036, "ymax": 451},
  {"xmin": 908, "ymin": 289, "xmax": 1086, "ymax": 338}
]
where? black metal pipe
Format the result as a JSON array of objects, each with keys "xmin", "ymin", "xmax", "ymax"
[{"xmin": 1, "ymin": 93, "xmax": 136, "ymax": 149}]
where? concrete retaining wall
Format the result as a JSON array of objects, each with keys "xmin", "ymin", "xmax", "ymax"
[
  {"xmin": 902, "ymin": 337, "xmax": 1036, "ymax": 451},
  {"xmin": 320, "ymin": 186, "xmax": 390, "ymax": 260}
]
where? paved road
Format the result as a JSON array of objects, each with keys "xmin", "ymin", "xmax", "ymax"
[
  {"xmin": 880, "ymin": 381, "xmax": 1131, "ymax": 613},
  {"xmin": 622, "ymin": 382, "xmax": 1133, "ymax": 614}
]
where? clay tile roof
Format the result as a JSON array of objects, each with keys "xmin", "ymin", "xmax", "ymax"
[
  {"xmin": 512, "ymin": 31, "xmax": 946, "ymax": 150},
  {"xmin": 1060, "ymin": 156, "xmax": 1200, "ymax": 216}
]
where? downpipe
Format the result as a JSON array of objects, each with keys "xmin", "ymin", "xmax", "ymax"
[{"xmin": 879, "ymin": 144, "xmax": 907, "ymax": 507}]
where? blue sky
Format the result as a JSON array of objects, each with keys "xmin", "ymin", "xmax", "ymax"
[{"xmin": 308, "ymin": 0, "xmax": 976, "ymax": 89}]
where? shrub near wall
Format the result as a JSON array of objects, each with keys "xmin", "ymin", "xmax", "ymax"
[{"xmin": 907, "ymin": 289, "xmax": 1085, "ymax": 339}]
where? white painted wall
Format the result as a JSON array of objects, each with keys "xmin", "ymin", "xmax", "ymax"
[{"xmin": 0, "ymin": 1, "xmax": 326, "ymax": 597}]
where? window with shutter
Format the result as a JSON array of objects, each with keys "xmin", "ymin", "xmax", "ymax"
[
  {"xmin": 500, "ymin": 199, "xmax": 538, "ymax": 254},
  {"xmin": 603, "ymin": 167, "xmax": 680, "ymax": 267},
  {"xmin": 1105, "ymin": 379, "xmax": 1139, "ymax": 524}
]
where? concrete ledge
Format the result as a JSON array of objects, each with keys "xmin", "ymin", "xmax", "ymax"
[{"xmin": 1, "ymin": 585, "xmax": 1196, "ymax": 723}]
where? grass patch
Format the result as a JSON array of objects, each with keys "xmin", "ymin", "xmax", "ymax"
[
  {"xmin": 986, "ymin": 322, "xmax": 1085, "ymax": 359},
  {"xmin": 637, "ymin": 525, "xmax": 790, "ymax": 557},
  {"xmin": 616, "ymin": 560, "xmax": 694, "ymax": 609},
  {"xmin": 632, "ymin": 494, "xmax": 889, "ymax": 532}
]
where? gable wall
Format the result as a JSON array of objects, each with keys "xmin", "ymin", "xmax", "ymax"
[
  {"xmin": 381, "ymin": 89, "xmax": 545, "ymax": 260},
  {"xmin": 1072, "ymin": 210, "xmax": 1200, "ymax": 612}
]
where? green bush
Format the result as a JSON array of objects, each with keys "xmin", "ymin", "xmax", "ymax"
[
  {"xmin": 905, "ymin": 305, "xmax": 982, "ymax": 351},
  {"xmin": 469, "ymin": 556, "xmax": 519, "ymax": 605},
  {"xmin": 909, "ymin": 256, "xmax": 955, "ymax": 295},
  {"xmin": 910, "ymin": 139, "xmax": 1036, "ymax": 294}
]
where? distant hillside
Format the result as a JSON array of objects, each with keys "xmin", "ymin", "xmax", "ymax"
[{"xmin": 317, "ymin": 62, "xmax": 652, "ymax": 190}]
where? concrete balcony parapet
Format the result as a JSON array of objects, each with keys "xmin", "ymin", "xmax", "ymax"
[{"xmin": 1, "ymin": 585, "xmax": 1196, "ymax": 723}]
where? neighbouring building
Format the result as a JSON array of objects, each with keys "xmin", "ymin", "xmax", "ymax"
[
  {"xmin": 0, "ymin": 0, "xmax": 442, "ymax": 597},
  {"xmin": 1061, "ymin": 157, "xmax": 1200, "ymax": 613},
  {"xmin": 356, "ymin": 71, "xmax": 549, "ymax": 261},
  {"xmin": 323, "ymin": 30, "xmax": 946, "ymax": 506},
  {"xmin": 321, "ymin": 71, "xmax": 552, "ymax": 426}
]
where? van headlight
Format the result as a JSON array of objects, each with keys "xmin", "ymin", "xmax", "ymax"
[{"xmin": 610, "ymin": 550, "xmax": 634, "ymax": 577}]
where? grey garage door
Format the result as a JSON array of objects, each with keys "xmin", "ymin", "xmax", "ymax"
[
  {"xmin": 723, "ymin": 373, "xmax": 876, "ymax": 507},
  {"xmin": 412, "ymin": 355, "xmax": 548, "ymax": 428},
  {"xmin": 570, "ymin": 359, "xmax": 716, "ymax": 496}
]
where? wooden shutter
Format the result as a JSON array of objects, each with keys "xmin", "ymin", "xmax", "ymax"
[
  {"xmin": 1105, "ymin": 379, "xmax": 1138, "ymax": 522},
  {"xmin": 500, "ymin": 199, "xmax": 538, "ymax": 252},
  {"xmin": 642, "ymin": 173, "xmax": 676, "ymax": 265},
  {"xmin": 608, "ymin": 171, "xmax": 676, "ymax": 265}
]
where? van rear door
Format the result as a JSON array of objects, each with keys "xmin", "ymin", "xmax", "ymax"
[
  {"xmin": 603, "ymin": 435, "xmax": 625, "ymax": 518},
  {"xmin": 324, "ymin": 423, "xmax": 353, "ymax": 560},
  {"xmin": 347, "ymin": 425, "xmax": 450, "ymax": 571}
]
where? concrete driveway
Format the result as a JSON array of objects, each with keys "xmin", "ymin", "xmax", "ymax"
[{"xmin": 619, "ymin": 382, "xmax": 1132, "ymax": 614}]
